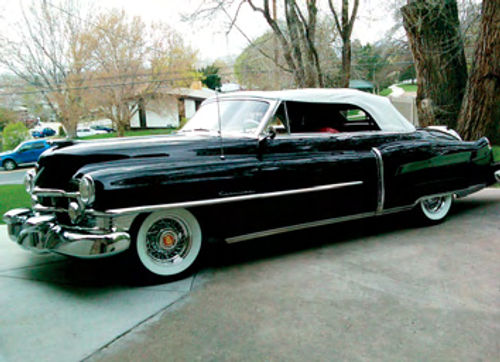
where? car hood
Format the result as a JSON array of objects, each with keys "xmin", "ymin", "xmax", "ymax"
[
  {"xmin": 0, "ymin": 151, "xmax": 13, "ymax": 158},
  {"xmin": 35, "ymin": 132, "xmax": 251, "ymax": 189}
]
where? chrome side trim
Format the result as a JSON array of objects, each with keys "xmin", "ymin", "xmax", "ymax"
[
  {"xmin": 371, "ymin": 147, "xmax": 385, "ymax": 214},
  {"xmin": 33, "ymin": 187, "xmax": 79, "ymax": 198},
  {"xmin": 104, "ymin": 181, "xmax": 364, "ymax": 216},
  {"xmin": 225, "ymin": 205, "xmax": 418, "ymax": 244},
  {"xmin": 226, "ymin": 211, "xmax": 377, "ymax": 243},
  {"xmin": 455, "ymin": 183, "xmax": 486, "ymax": 198},
  {"xmin": 225, "ymin": 183, "xmax": 488, "ymax": 244}
]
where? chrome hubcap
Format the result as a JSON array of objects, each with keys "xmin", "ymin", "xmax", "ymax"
[
  {"xmin": 145, "ymin": 218, "xmax": 191, "ymax": 264},
  {"xmin": 159, "ymin": 230, "xmax": 178, "ymax": 250},
  {"xmin": 422, "ymin": 196, "xmax": 446, "ymax": 213}
]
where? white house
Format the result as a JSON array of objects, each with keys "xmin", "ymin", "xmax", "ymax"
[{"xmin": 130, "ymin": 87, "xmax": 216, "ymax": 129}]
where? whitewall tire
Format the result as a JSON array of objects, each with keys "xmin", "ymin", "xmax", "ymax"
[
  {"xmin": 418, "ymin": 194, "xmax": 453, "ymax": 222},
  {"xmin": 135, "ymin": 208, "xmax": 202, "ymax": 277}
]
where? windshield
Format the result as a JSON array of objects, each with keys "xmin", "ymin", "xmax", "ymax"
[{"xmin": 182, "ymin": 100, "xmax": 270, "ymax": 134}]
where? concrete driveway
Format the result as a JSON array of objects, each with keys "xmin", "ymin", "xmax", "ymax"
[{"xmin": 1, "ymin": 189, "xmax": 499, "ymax": 362}]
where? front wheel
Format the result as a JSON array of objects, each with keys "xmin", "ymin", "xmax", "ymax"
[
  {"xmin": 3, "ymin": 159, "xmax": 16, "ymax": 171},
  {"xmin": 134, "ymin": 208, "xmax": 202, "ymax": 279},
  {"xmin": 416, "ymin": 194, "xmax": 453, "ymax": 224}
]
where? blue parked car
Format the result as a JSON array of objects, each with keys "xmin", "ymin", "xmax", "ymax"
[
  {"xmin": 32, "ymin": 127, "xmax": 56, "ymax": 138},
  {"xmin": 0, "ymin": 140, "xmax": 52, "ymax": 171}
]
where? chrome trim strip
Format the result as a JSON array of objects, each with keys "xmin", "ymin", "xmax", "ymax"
[
  {"xmin": 225, "ymin": 205, "xmax": 417, "ymax": 244},
  {"xmin": 33, "ymin": 187, "xmax": 79, "ymax": 198},
  {"xmin": 104, "ymin": 181, "xmax": 364, "ymax": 215},
  {"xmin": 225, "ymin": 183, "xmax": 488, "ymax": 244},
  {"xmin": 226, "ymin": 211, "xmax": 377, "ymax": 243},
  {"xmin": 256, "ymin": 99, "xmax": 280, "ymax": 137},
  {"xmin": 371, "ymin": 147, "xmax": 385, "ymax": 214},
  {"xmin": 454, "ymin": 183, "xmax": 486, "ymax": 198}
]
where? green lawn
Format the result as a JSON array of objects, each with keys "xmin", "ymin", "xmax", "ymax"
[
  {"xmin": 397, "ymin": 84, "xmax": 417, "ymax": 92},
  {"xmin": 379, "ymin": 88, "xmax": 392, "ymax": 96},
  {"xmin": 379, "ymin": 84, "xmax": 416, "ymax": 96},
  {"xmin": 0, "ymin": 185, "xmax": 31, "ymax": 224},
  {"xmin": 78, "ymin": 128, "xmax": 175, "ymax": 140}
]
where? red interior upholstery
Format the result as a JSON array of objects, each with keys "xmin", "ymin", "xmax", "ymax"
[{"xmin": 317, "ymin": 127, "xmax": 339, "ymax": 134}]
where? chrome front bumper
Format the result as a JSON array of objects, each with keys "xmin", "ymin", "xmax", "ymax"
[{"xmin": 3, "ymin": 208, "xmax": 130, "ymax": 258}]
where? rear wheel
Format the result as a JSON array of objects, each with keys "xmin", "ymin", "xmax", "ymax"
[
  {"xmin": 134, "ymin": 208, "xmax": 202, "ymax": 279},
  {"xmin": 3, "ymin": 159, "xmax": 16, "ymax": 171},
  {"xmin": 416, "ymin": 194, "xmax": 453, "ymax": 224}
]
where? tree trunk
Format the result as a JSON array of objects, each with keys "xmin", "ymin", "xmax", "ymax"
[
  {"xmin": 457, "ymin": 0, "xmax": 500, "ymax": 141},
  {"xmin": 341, "ymin": 36, "xmax": 351, "ymax": 88},
  {"xmin": 116, "ymin": 120, "xmax": 127, "ymax": 137},
  {"xmin": 64, "ymin": 119, "xmax": 77, "ymax": 138},
  {"xmin": 328, "ymin": 0, "xmax": 359, "ymax": 89},
  {"xmin": 402, "ymin": 0, "xmax": 468, "ymax": 129}
]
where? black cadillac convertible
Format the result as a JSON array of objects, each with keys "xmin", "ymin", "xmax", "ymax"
[{"xmin": 4, "ymin": 89, "xmax": 500, "ymax": 278}]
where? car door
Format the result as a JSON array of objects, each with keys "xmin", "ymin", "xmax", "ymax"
[
  {"xmin": 31, "ymin": 141, "xmax": 49, "ymax": 161},
  {"xmin": 253, "ymin": 134, "xmax": 379, "ymax": 230},
  {"xmin": 195, "ymin": 133, "xmax": 379, "ymax": 241},
  {"xmin": 15, "ymin": 143, "xmax": 37, "ymax": 164}
]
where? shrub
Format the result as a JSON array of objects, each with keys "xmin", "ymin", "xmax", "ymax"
[
  {"xmin": 2, "ymin": 122, "xmax": 29, "ymax": 151},
  {"xmin": 59, "ymin": 125, "xmax": 66, "ymax": 137}
]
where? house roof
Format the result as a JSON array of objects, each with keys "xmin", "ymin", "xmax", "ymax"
[
  {"xmin": 212, "ymin": 88, "xmax": 415, "ymax": 133},
  {"xmin": 164, "ymin": 87, "xmax": 216, "ymax": 100}
]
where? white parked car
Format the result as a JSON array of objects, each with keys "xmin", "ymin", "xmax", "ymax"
[{"xmin": 76, "ymin": 128, "xmax": 107, "ymax": 138}]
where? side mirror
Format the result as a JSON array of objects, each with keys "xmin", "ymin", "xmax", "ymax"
[
  {"xmin": 259, "ymin": 127, "xmax": 276, "ymax": 143},
  {"xmin": 268, "ymin": 127, "xmax": 277, "ymax": 140}
]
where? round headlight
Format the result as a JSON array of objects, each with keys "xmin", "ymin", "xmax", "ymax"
[
  {"xmin": 79, "ymin": 175, "xmax": 95, "ymax": 205},
  {"xmin": 24, "ymin": 170, "xmax": 35, "ymax": 193}
]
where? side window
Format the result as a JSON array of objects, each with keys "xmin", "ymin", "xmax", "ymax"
[
  {"xmin": 31, "ymin": 142, "xmax": 46, "ymax": 150},
  {"xmin": 286, "ymin": 101, "xmax": 380, "ymax": 134},
  {"xmin": 18, "ymin": 144, "xmax": 33, "ymax": 152},
  {"xmin": 342, "ymin": 109, "xmax": 369, "ymax": 121},
  {"xmin": 266, "ymin": 103, "xmax": 289, "ymax": 135},
  {"xmin": 338, "ymin": 108, "xmax": 379, "ymax": 132}
]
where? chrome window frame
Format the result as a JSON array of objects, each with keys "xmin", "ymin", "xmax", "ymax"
[
  {"xmin": 181, "ymin": 97, "xmax": 279, "ymax": 139},
  {"xmin": 257, "ymin": 99, "xmax": 404, "ymax": 138}
]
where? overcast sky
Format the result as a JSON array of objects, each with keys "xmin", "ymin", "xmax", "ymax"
[{"xmin": 1, "ymin": 0, "xmax": 398, "ymax": 65}]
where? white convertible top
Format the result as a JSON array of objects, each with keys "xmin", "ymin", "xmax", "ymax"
[{"xmin": 215, "ymin": 88, "xmax": 416, "ymax": 132}]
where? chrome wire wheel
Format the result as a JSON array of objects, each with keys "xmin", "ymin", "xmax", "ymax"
[
  {"xmin": 419, "ymin": 194, "xmax": 453, "ymax": 221},
  {"xmin": 136, "ymin": 209, "xmax": 202, "ymax": 277}
]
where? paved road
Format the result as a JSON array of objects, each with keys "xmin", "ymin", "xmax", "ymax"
[
  {"xmin": 0, "ymin": 167, "xmax": 32, "ymax": 185},
  {"xmin": 1, "ymin": 189, "xmax": 499, "ymax": 362}
]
